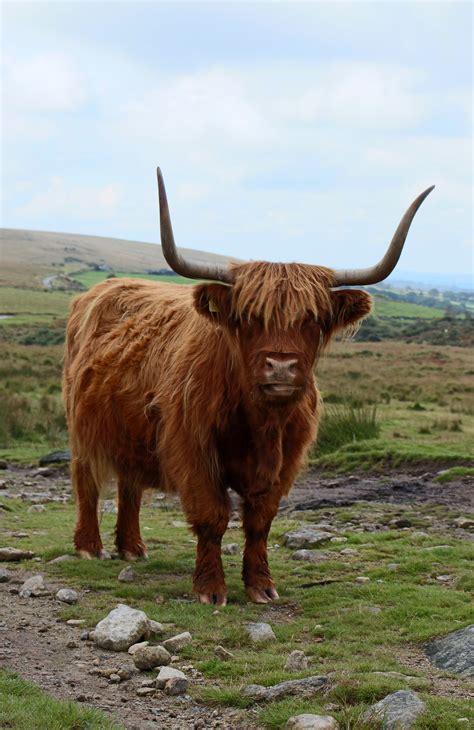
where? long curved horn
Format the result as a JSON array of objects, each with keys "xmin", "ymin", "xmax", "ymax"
[
  {"xmin": 157, "ymin": 168, "xmax": 233, "ymax": 283},
  {"xmin": 332, "ymin": 186, "xmax": 435, "ymax": 286}
]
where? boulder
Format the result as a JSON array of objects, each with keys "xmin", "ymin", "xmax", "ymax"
[
  {"xmin": 94, "ymin": 604, "xmax": 150, "ymax": 651},
  {"xmin": 292, "ymin": 550, "xmax": 331, "ymax": 563},
  {"xmin": 425, "ymin": 625, "xmax": 474, "ymax": 677},
  {"xmin": 164, "ymin": 675, "xmax": 189, "ymax": 695},
  {"xmin": 0, "ymin": 567, "xmax": 11, "ymax": 583},
  {"xmin": 362, "ymin": 690, "xmax": 426, "ymax": 728},
  {"xmin": 39, "ymin": 450, "xmax": 70, "ymax": 465}
]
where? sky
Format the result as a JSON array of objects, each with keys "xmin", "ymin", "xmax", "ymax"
[{"xmin": 1, "ymin": 1, "xmax": 472, "ymax": 277}]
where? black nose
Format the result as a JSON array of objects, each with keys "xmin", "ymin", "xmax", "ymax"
[{"xmin": 264, "ymin": 357, "xmax": 298, "ymax": 382}]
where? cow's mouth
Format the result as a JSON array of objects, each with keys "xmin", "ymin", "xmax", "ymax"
[{"xmin": 261, "ymin": 383, "xmax": 300, "ymax": 398}]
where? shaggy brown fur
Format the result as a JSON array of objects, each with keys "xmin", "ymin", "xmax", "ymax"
[{"xmin": 63, "ymin": 262, "xmax": 372, "ymax": 604}]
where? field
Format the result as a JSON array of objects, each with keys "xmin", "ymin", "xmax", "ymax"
[{"xmin": 0, "ymin": 231, "xmax": 473, "ymax": 729}]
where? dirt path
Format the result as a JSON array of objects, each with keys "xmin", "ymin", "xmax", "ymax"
[{"xmin": 0, "ymin": 582, "xmax": 249, "ymax": 729}]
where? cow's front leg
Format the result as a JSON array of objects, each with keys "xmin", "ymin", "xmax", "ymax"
[
  {"xmin": 187, "ymin": 493, "xmax": 230, "ymax": 606},
  {"xmin": 242, "ymin": 491, "xmax": 281, "ymax": 604}
]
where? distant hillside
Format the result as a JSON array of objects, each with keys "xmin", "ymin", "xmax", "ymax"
[{"xmin": 0, "ymin": 228, "xmax": 237, "ymax": 288}]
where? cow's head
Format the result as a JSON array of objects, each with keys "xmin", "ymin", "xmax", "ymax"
[{"xmin": 156, "ymin": 169, "xmax": 433, "ymax": 407}]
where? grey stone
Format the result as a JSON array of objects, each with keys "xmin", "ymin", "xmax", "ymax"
[
  {"xmin": 39, "ymin": 450, "xmax": 70, "ymax": 465},
  {"xmin": 246, "ymin": 622, "xmax": 276, "ymax": 643},
  {"xmin": 0, "ymin": 547, "xmax": 35, "ymax": 561},
  {"xmin": 425, "ymin": 625, "xmax": 474, "ymax": 677},
  {"xmin": 118, "ymin": 566, "xmax": 136, "ymax": 583},
  {"xmin": 56, "ymin": 588, "xmax": 78, "ymax": 604},
  {"xmin": 292, "ymin": 550, "xmax": 331, "ymax": 563},
  {"xmin": 284, "ymin": 528, "xmax": 333, "ymax": 550},
  {"xmin": 244, "ymin": 675, "xmax": 328, "ymax": 702},
  {"xmin": 48, "ymin": 554, "xmax": 75, "ymax": 564},
  {"xmin": 94, "ymin": 604, "xmax": 150, "ymax": 651},
  {"xmin": 285, "ymin": 650, "xmax": 309, "ymax": 671},
  {"xmin": 162, "ymin": 631, "xmax": 192, "ymax": 653},
  {"xmin": 355, "ymin": 576, "xmax": 370, "ymax": 583},
  {"xmin": 101, "ymin": 500, "xmax": 117, "ymax": 514},
  {"xmin": 34, "ymin": 467, "xmax": 56, "ymax": 478},
  {"xmin": 164, "ymin": 676, "xmax": 189, "ymax": 695},
  {"xmin": 0, "ymin": 459, "xmax": 7, "ymax": 469},
  {"xmin": 156, "ymin": 666, "xmax": 187, "ymax": 688},
  {"xmin": 27, "ymin": 505, "xmax": 46, "ymax": 513},
  {"xmin": 363, "ymin": 690, "xmax": 426, "ymax": 728},
  {"xmin": 214, "ymin": 645, "xmax": 234, "ymax": 660},
  {"xmin": 0, "ymin": 480, "xmax": 7, "ymax": 490},
  {"xmin": 136, "ymin": 687, "xmax": 156, "ymax": 697},
  {"xmin": 147, "ymin": 619, "xmax": 164, "ymax": 636},
  {"xmin": 0, "ymin": 568, "xmax": 11, "ymax": 583},
  {"xmin": 133, "ymin": 645, "xmax": 171, "ymax": 670},
  {"xmin": 453, "ymin": 517, "xmax": 474, "ymax": 529},
  {"xmin": 287, "ymin": 715, "xmax": 339, "ymax": 729},
  {"xmin": 340, "ymin": 548, "xmax": 358, "ymax": 557},
  {"xmin": 19, "ymin": 574, "xmax": 45, "ymax": 597},
  {"xmin": 222, "ymin": 543, "xmax": 240, "ymax": 555},
  {"xmin": 128, "ymin": 641, "xmax": 149, "ymax": 655}
]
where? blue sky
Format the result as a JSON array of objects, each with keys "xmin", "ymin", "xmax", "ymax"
[{"xmin": 2, "ymin": 1, "xmax": 472, "ymax": 276}]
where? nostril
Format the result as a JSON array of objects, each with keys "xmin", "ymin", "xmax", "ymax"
[{"xmin": 265, "ymin": 358, "xmax": 275, "ymax": 371}]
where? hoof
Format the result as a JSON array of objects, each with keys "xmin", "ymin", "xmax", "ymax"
[
  {"xmin": 77, "ymin": 548, "xmax": 103, "ymax": 560},
  {"xmin": 196, "ymin": 591, "xmax": 227, "ymax": 607},
  {"xmin": 245, "ymin": 585, "xmax": 279, "ymax": 604},
  {"xmin": 120, "ymin": 549, "xmax": 148, "ymax": 562}
]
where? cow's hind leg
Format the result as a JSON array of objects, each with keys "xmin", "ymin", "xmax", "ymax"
[
  {"xmin": 185, "ymin": 489, "xmax": 231, "ymax": 606},
  {"xmin": 115, "ymin": 479, "xmax": 147, "ymax": 561},
  {"xmin": 242, "ymin": 491, "xmax": 281, "ymax": 604},
  {"xmin": 73, "ymin": 460, "xmax": 103, "ymax": 559}
]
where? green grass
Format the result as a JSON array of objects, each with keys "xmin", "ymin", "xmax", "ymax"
[
  {"xmin": 312, "ymin": 405, "xmax": 379, "ymax": 457},
  {"xmin": 435, "ymin": 466, "xmax": 474, "ymax": 483},
  {"xmin": 373, "ymin": 297, "xmax": 446, "ymax": 319},
  {"xmin": 1, "ymin": 497, "xmax": 473, "ymax": 728},
  {"xmin": 72, "ymin": 271, "xmax": 192, "ymax": 288},
  {"xmin": 0, "ymin": 670, "xmax": 119, "ymax": 730}
]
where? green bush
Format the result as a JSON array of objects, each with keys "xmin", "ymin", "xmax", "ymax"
[{"xmin": 313, "ymin": 404, "xmax": 380, "ymax": 456}]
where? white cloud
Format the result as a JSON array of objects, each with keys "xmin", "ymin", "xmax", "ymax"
[{"xmin": 18, "ymin": 177, "xmax": 122, "ymax": 219}]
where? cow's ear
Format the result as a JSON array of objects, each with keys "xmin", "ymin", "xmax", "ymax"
[
  {"xmin": 324, "ymin": 289, "xmax": 373, "ymax": 337},
  {"xmin": 194, "ymin": 283, "xmax": 233, "ymax": 323}
]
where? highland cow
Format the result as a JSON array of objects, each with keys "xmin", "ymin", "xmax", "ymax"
[{"xmin": 63, "ymin": 170, "xmax": 433, "ymax": 605}]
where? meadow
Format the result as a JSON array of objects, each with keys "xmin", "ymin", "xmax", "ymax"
[{"xmin": 0, "ymin": 261, "xmax": 473, "ymax": 729}]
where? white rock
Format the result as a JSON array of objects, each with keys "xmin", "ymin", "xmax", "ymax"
[
  {"xmin": 246, "ymin": 622, "xmax": 276, "ymax": 642},
  {"xmin": 0, "ymin": 568, "xmax": 11, "ymax": 583},
  {"xmin": 94, "ymin": 604, "xmax": 150, "ymax": 651},
  {"xmin": 156, "ymin": 666, "xmax": 187, "ymax": 688},
  {"xmin": 19, "ymin": 574, "xmax": 45, "ymax": 597},
  {"xmin": 356, "ymin": 576, "xmax": 370, "ymax": 583},
  {"xmin": 287, "ymin": 715, "xmax": 339, "ymax": 729},
  {"xmin": 163, "ymin": 631, "xmax": 192, "ymax": 652},
  {"xmin": 56, "ymin": 588, "xmax": 78, "ymax": 604}
]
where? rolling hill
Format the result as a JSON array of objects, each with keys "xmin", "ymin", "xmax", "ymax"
[{"xmin": 0, "ymin": 228, "xmax": 236, "ymax": 288}]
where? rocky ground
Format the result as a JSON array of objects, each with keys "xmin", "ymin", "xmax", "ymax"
[{"xmin": 0, "ymin": 462, "xmax": 473, "ymax": 729}]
